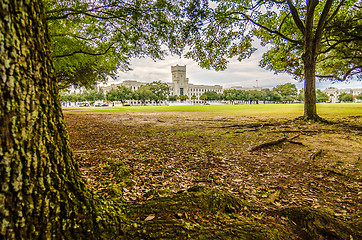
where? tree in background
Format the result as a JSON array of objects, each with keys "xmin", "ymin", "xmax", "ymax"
[
  {"xmin": 60, "ymin": 90, "xmax": 77, "ymax": 102},
  {"xmin": 248, "ymin": 90, "xmax": 266, "ymax": 103},
  {"xmin": 178, "ymin": 95, "xmax": 189, "ymax": 102},
  {"xmin": 338, "ymin": 93, "xmax": 354, "ymax": 102},
  {"xmin": 202, "ymin": 91, "xmax": 220, "ymax": 101},
  {"xmin": 199, "ymin": 94, "xmax": 207, "ymax": 103},
  {"xmin": 146, "ymin": 81, "xmax": 170, "ymax": 104},
  {"xmin": 356, "ymin": 93, "xmax": 362, "ymax": 101},
  {"xmin": 60, "ymin": 88, "xmax": 105, "ymax": 104},
  {"xmin": 262, "ymin": 89, "xmax": 282, "ymax": 103},
  {"xmin": 168, "ymin": 95, "xmax": 178, "ymax": 102},
  {"xmin": 82, "ymin": 88, "xmax": 105, "ymax": 102},
  {"xmin": 222, "ymin": 89, "xmax": 238, "ymax": 103},
  {"xmin": 134, "ymin": 85, "xmax": 155, "ymax": 105},
  {"xmin": 191, "ymin": 95, "xmax": 197, "ymax": 103},
  {"xmin": 297, "ymin": 90, "xmax": 305, "ymax": 102},
  {"xmin": 106, "ymin": 86, "xmax": 133, "ymax": 103},
  {"xmin": 184, "ymin": 0, "xmax": 361, "ymax": 120},
  {"xmin": 273, "ymin": 83, "xmax": 298, "ymax": 102},
  {"xmin": 222, "ymin": 89, "xmax": 283, "ymax": 103},
  {"xmin": 316, "ymin": 90, "xmax": 330, "ymax": 103}
]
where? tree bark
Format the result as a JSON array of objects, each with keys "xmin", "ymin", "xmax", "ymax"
[
  {"xmin": 0, "ymin": 1, "xmax": 101, "ymax": 238},
  {"xmin": 303, "ymin": 54, "xmax": 319, "ymax": 120},
  {"xmin": 302, "ymin": 0, "xmax": 321, "ymax": 121}
]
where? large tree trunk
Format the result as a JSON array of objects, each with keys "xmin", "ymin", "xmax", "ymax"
[
  {"xmin": 0, "ymin": 1, "xmax": 101, "ymax": 238},
  {"xmin": 302, "ymin": 0, "xmax": 322, "ymax": 121},
  {"xmin": 303, "ymin": 54, "xmax": 319, "ymax": 120}
]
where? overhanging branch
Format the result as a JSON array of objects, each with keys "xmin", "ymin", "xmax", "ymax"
[
  {"xmin": 287, "ymin": 0, "xmax": 305, "ymax": 35},
  {"xmin": 229, "ymin": 12, "xmax": 302, "ymax": 44},
  {"xmin": 326, "ymin": 0, "xmax": 346, "ymax": 24},
  {"xmin": 54, "ymin": 43, "xmax": 115, "ymax": 58},
  {"xmin": 314, "ymin": 0, "xmax": 334, "ymax": 52}
]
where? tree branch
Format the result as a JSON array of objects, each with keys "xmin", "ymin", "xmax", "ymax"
[
  {"xmin": 326, "ymin": 0, "xmax": 346, "ymax": 24},
  {"xmin": 287, "ymin": 0, "xmax": 305, "ymax": 35},
  {"xmin": 314, "ymin": 0, "xmax": 334, "ymax": 52},
  {"xmin": 315, "ymin": 65, "xmax": 362, "ymax": 81},
  {"xmin": 229, "ymin": 12, "xmax": 302, "ymax": 44},
  {"xmin": 343, "ymin": 65, "xmax": 362, "ymax": 80},
  {"xmin": 50, "ymin": 33, "xmax": 100, "ymax": 41},
  {"xmin": 305, "ymin": 0, "xmax": 319, "ymax": 34},
  {"xmin": 278, "ymin": 12, "xmax": 291, "ymax": 32},
  {"xmin": 319, "ymin": 38, "xmax": 358, "ymax": 54},
  {"xmin": 54, "ymin": 43, "xmax": 115, "ymax": 58}
]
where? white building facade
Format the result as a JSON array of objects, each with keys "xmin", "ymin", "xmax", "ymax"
[
  {"xmin": 323, "ymin": 87, "xmax": 362, "ymax": 103},
  {"xmin": 169, "ymin": 65, "xmax": 223, "ymax": 100},
  {"xmin": 102, "ymin": 80, "xmax": 145, "ymax": 92}
]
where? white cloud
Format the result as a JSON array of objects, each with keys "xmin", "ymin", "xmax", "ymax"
[{"xmin": 114, "ymin": 51, "xmax": 361, "ymax": 90}]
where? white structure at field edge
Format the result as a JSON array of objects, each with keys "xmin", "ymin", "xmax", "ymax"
[
  {"xmin": 169, "ymin": 65, "xmax": 222, "ymax": 99},
  {"xmin": 323, "ymin": 87, "xmax": 362, "ymax": 103}
]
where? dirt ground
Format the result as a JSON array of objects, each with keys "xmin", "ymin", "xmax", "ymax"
[{"xmin": 64, "ymin": 111, "xmax": 361, "ymax": 238}]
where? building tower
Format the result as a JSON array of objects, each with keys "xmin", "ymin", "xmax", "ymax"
[{"xmin": 171, "ymin": 65, "xmax": 189, "ymax": 96}]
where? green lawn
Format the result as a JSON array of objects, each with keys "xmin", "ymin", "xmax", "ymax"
[{"xmin": 64, "ymin": 103, "xmax": 361, "ymax": 118}]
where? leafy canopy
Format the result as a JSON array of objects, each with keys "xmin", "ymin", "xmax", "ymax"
[
  {"xmin": 146, "ymin": 81, "xmax": 171, "ymax": 102},
  {"xmin": 184, "ymin": 0, "xmax": 361, "ymax": 81},
  {"xmin": 45, "ymin": 0, "xmax": 185, "ymax": 88},
  {"xmin": 106, "ymin": 86, "xmax": 133, "ymax": 102},
  {"xmin": 273, "ymin": 83, "xmax": 298, "ymax": 97}
]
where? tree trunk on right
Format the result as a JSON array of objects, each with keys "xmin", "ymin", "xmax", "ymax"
[{"xmin": 303, "ymin": 54, "xmax": 320, "ymax": 121}]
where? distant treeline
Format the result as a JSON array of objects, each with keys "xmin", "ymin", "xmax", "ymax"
[{"xmin": 60, "ymin": 82, "xmax": 354, "ymax": 104}]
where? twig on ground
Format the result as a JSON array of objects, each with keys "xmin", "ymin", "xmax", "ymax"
[
  {"xmin": 310, "ymin": 150, "xmax": 323, "ymax": 161},
  {"xmin": 287, "ymin": 140, "xmax": 304, "ymax": 145}
]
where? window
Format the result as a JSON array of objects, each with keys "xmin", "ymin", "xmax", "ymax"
[{"xmin": 180, "ymin": 88, "xmax": 184, "ymax": 95}]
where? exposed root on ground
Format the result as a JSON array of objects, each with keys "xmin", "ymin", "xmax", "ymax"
[{"xmin": 250, "ymin": 134, "xmax": 300, "ymax": 151}]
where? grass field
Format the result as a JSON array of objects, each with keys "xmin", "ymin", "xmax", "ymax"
[{"xmin": 64, "ymin": 103, "xmax": 361, "ymax": 118}]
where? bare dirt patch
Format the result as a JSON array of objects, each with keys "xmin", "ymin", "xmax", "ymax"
[{"xmin": 64, "ymin": 111, "xmax": 361, "ymax": 239}]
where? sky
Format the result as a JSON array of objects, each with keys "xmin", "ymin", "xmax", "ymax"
[{"xmin": 112, "ymin": 45, "xmax": 361, "ymax": 91}]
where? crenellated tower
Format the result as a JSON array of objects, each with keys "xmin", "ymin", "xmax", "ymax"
[{"xmin": 171, "ymin": 65, "xmax": 189, "ymax": 96}]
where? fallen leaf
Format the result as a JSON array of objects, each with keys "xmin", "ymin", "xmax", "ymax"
[{"xmin": 144, "ymin": 214, "xmax": 155, "ymax": 221}]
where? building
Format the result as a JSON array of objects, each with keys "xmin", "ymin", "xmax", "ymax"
[
  {"xmin": 102, "ymin": 65, "xmax": 223, "ymax": 101},
  {"xmin": 67, "ymin": 85, "xmax": 85, "ymax": 94},
  {"xmin": 229, "ymin": 86, "xmax": 263, "ymax": 91},
  {"xmin": 323, "ymin": 87, "xmax": 362, "ymax": 103},
  {"xmin": 102, "ymin": 80, "xmax": 145, "ymax": 92},
  {"xmin": 169, "ymin": 65, "xmax": 223, "ymax": 100}
]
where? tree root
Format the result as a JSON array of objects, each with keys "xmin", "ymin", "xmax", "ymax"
[
  {"xmin": 294, "ymin": 115, "xmax": 331, "ymax": 123},
  {"xmin": 250, "ymin": 134, "xmax": 300, "ymax": 151},
  {"xmin": 221, "ymin": 122, "xmax": 278, "ymax": 129}
]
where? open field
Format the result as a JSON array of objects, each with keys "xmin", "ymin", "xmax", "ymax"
[
  {"xmin": 63, "ymin": 103, "xmax": 361, "ymax": 239},
  {"xmin": 64, "ymin": 102, "xmax": 362, "ymax": 118}
]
